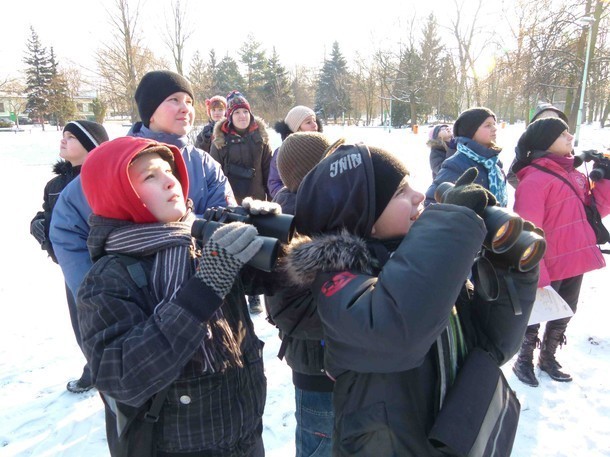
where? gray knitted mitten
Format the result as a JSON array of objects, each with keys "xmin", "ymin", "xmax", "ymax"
[{"xmin": 195, "ymin": 222, "xmax": 263, "ymax": 298}]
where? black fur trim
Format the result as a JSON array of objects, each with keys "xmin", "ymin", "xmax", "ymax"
[{"xmin": 282, "ymin": 229, "xmax": 373, "ymax": 287}]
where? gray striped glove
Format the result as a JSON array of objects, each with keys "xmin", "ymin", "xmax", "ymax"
[{"xmin": 195, "ymin": 222, "xmax": 264, "ymax": 298}]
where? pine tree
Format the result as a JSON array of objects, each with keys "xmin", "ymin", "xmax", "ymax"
[
  {"xmin": 216, "ymin": 56, "xmax": 245, "ymax": 98},
  {"xmin": 46, "ymin": 48, "xmax": 75, "ymax": 128},
  {"xmin": 239, "ymin": 35, "xmax": 267, "ymax": 108},
  {"xmin": 315, "ymin": 42, "xmax": 351, "ymax": 123},
  {"xmin": 420, "ymin": 14, "xmax": 443, "ymax": 121},
  {"xmin": 260, "ymin": 48, "xmax": 292, "ymax": 121},
  {"xmin": 23, "ymin": 26, "xmax": 53, "ymax": 129}
]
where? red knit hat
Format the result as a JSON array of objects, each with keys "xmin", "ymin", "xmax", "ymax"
[{"xmin": 81, "ymin": 136, "xmax": 189, "ymax": 223}]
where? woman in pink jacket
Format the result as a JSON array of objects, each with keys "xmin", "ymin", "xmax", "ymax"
[{"xmin": 511, "ymin": 117, "xmax": 610, "ymax": 386}]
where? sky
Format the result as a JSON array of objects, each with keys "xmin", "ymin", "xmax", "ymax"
[
  {"xmin": 2, "ymin": 0, "xmax": 511, "ymax": 82},
  {"xmin": 1, "ymin": 121, "xmax": 609, "ymax": 456}
]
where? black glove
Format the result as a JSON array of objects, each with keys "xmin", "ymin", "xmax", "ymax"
[
  {"xmin": 442, "ymin": 168, "xmax": 497, "ymax": 216},
  {"xmin": 195, "ymin": 222, "xmax": 264, "ymax": 298}
]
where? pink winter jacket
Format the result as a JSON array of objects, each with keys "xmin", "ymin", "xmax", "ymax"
[{"xmin": 514, "ymin": 156, "xmax": 610, "ymax": 287}]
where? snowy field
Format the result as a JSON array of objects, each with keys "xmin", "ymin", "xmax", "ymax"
[{"xmin": 0, "ymin": 120, "xmax": 609, "ymax": 456}]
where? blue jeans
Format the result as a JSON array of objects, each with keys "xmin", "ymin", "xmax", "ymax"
[{"xmin": 294, "ymin": 387, "xmax": 333, "ymax": 457}]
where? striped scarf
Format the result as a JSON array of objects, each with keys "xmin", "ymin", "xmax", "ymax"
[
  {"xmin": 457, "ymin": 142, "xmax": 508, "ymax": 207},
  {"xmin": 104, "ymin": 216, "xmax": 243, "ymax": 373}
]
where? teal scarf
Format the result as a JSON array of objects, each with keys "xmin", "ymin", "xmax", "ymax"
[{"xmin": 457, "ymin": 142, "xmax": 508, "ymax": 207}]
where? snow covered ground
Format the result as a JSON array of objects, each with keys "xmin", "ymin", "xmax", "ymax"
[{"xmin": 0, "ymin": 120, "xmax": 609, "ymax": 456}]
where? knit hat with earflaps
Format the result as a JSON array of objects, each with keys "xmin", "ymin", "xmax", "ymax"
[
  {"xmin": 226, "ymin": 91, "xmax": 251, "ymax": 119},
  {"xmin": 135, "ymin": 70, "xmax": 194, "ymax": 127},
  {"xmin": 63, "ymin": 120, "xmax": 109, "ymax": 152}
]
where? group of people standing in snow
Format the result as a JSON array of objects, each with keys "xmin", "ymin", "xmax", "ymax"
[{"xmin": 29, "ymin": 66, "xmax": 610, "ymax": 457}]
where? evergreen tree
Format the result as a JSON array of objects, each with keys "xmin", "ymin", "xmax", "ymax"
[
  {"xmin": 23, "ymin": 26, "xmax": 53, "ymax": 129},
  {"xmin": 260, "ymin": 47, "xmax": 292, "ymax": 121},
  {"xmin": 315, "ymin": 41, "xmax": 351, "ymax": 123},
  {"xmin": 47, "ymin": 48, "xmax": 75, "ymax": 127},
  {"xmin": 189, "ymin": 50, "xmax": 210, "ymax": 123},
  {"xmin": 419, "ymin": 14, "xmax": 443, "ymax": 121},
  {"xmin": 216, "ymin": 55, "xmax": 245, "ymax": 99},
  {"xmin": 239, "ymin": 35, "xmax": 267, "ymax": 107},
  {"xmin": 392, "ymin": 45, "xmax": 423, "ymax": 127}
]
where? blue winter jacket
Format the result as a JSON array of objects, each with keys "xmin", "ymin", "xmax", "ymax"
[
  {"xmin": 424, "ymin": 136, "xmax": 505, "ymax": 206},
  {"xmin": 50, "ymin": 124, "xmax": 234, "ymax": 296}
]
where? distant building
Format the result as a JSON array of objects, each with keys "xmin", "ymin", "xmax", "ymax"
[{"xmin": 0, "ymin": 91, "xmax": 97, "ymax": 123}]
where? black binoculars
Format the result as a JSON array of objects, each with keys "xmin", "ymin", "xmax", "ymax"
[
  {"xmin": 574, "ymin": 149, "xmax": 609, "ymax": 182},
  {"xmin": 191, "ymin": 206, "xmax": 296, "ymax": 272},
  {"xmin": 435, "ymin": 182, "xmax": 546, "ymax": 272}
]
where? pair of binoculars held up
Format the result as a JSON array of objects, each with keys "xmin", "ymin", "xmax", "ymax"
[
  {"xmin": 191, "ymin": 206, "xmax": 296, "ymax": 272},
  {"xmin": 574, "ymin": 149, "xmax": 610, "ymax": 182},
  {"xmin": 435, "ymin": 182, "xmax": 546, "ymax": 272}
]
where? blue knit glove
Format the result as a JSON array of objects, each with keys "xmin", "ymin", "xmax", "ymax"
[{"xmin": 195, "ymin": 222, "xmax": 263, "ymax": 298}]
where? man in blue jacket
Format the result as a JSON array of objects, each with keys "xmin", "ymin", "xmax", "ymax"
[{"xmin": 50, "ymin": 70, "xmax": 234, "ymax": 393}]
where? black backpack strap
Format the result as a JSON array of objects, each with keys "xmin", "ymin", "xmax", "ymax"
[{"xmin": 112, "ymin": 254, "xmax": 148, "ymax": 289}]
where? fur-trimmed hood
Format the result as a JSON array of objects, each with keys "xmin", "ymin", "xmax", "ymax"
[
  {"xmin": 211, "ymin": 116, "xmax": 269, "ymax": 149},
  {"xmin": 282, "ymin": 229, "xmax": 374, "ymax": 288},
  {"xmin": 53, "ymin": 160, "xmax": 79, "ymax": 176}
]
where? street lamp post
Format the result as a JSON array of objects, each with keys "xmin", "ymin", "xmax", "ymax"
[{"xmin": 574, "ymin": 16, "xmax": 595, "ymax": 147}]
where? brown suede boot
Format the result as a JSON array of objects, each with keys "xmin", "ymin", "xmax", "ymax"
[
  {"xmin": 512, "ymin": 326, "xmax": 540, "ymax": 387},
  {"xmin": 539, "ymin": 328, "xmax": 572, "ymax": 382}
]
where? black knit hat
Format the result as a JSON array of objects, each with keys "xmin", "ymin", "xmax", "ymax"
[
  {"xmin": 453, "ymin": 107, "xmax": 496, "ymax": 139},
  {"xmin": 63, "ymin": 120, "xmax": 109, "ymax": 152},
  {"xmin": 134, "ymin": 70, "xmax": 194, "ymax": 127},
  {"xmin": 516, "ymin": 118, "xmax": 568, "ymax": 162},
  {"xmin": 369, "ymin": 146, "xmax": 409, "ymax": 221}
]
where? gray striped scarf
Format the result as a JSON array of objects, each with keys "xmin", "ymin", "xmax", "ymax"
[{"xmin": 104, "ymin": 216, "xmax": 243, "ymax": 373}]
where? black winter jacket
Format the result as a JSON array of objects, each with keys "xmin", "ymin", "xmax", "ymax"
[
  {"xmin": 194, "ymin": 120, "xmax": 216, "ymax": 152},
  {"xmin": 283, "ymin": 204, "xmax": 538, "ymax": 456},
  {"xmin": 77, "ymin": 216, "xmax": 267, "ymax": 455},
  {"xmin": 209, "ymin": 117, "xmax": 272, "ymax": 204},
  {"xmin": 30, "ymin": 161, "xmax": 80, "ymax": 262}
]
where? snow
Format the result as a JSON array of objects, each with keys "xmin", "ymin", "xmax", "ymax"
[{"xmin": 1, "ymin": 121, "xmax": 609, "ymax": 456}]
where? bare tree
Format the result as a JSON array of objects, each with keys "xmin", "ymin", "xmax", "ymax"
[
  {"xmin": 163, "ymin": 0, "xmax": 194, "ymax": 75},
  {"xmin": 96, "ymin": 0, "xmax": 160, "ymax": 122}
]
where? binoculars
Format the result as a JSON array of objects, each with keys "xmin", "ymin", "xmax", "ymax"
[
  {"xmin": 435, "ymin": 182, "xmax": 546, "ymax": 272},
  {"xmin": 574, "ymin": 149, "xmax": 609, "ymax": 182},
  {"xmin": 191, "ymin": 206, "xmax": 296, "ymax": 272}
]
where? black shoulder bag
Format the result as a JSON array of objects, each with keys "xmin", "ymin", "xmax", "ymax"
[{"xmin": 529, "ymin": 163, "xmax": 610, "ymax": 253}]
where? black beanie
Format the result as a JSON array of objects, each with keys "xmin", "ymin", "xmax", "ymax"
[
  {"xmin": 516, "ymin": 118, "xmax": 568, "ymax": 162},
  {"xmin": 134, "ymin": 71, "xmax": 194, "ymax": 127},
  {"xmin": 453, "ymin": 107, "xmax": 496, "ymax": 139},
  {"xmin": 63, "ymin": 120, "xmax": 109, "ymax": 152},
  {"xmin": 369, "ymin": 146, "xmax": 409, "ymax": 221}
]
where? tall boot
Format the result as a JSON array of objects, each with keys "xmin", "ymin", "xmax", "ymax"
[
  {"xmin": 539, "ymin": 327, "xmax": 572, "ymax": 382},
  {"xmin": 512, "ymin": 326, "xmax": 540, "ymax": 387}
]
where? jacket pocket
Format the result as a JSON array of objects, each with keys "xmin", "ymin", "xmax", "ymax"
[{"xmin": 338, "ymin": 402, "xmax": 395, "ymax": 456}]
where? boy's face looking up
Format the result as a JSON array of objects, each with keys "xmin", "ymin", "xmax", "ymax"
[
  {"xmin": 371, "ymin": 178, "xmax": 424, "ymax": 239},
  {"xmin": 472, "ymin": 116, "xmax": 497, "ymax": 147},
  {"xmin": 60, "ymin": 131, "xmax": 88, "ymax": 166},
  {"xmin": 128, "ymin": 152, "xmax": 186, "ymax": 223},
  {"xmin": 149, "ymin": 91, "xmax": 195, "ymax": 136}
]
